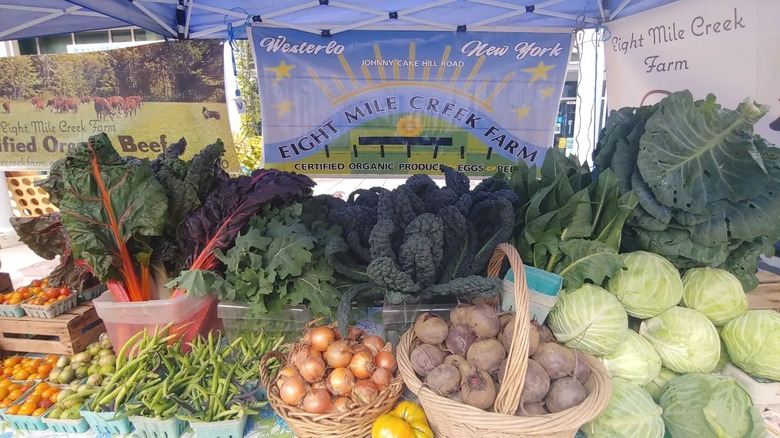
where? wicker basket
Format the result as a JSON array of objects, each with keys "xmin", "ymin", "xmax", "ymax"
[
  {"xmin": 397, "ymin": 243, "xmax": 613, "ymax": 438},
  {"xmin": 260, "ymin": 350, "xmax": 403, "ymax": 438}
]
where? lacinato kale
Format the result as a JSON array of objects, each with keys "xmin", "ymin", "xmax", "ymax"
[{"xmin": 326, "ymin": 166, "xmax": 516, "ymax": 308}]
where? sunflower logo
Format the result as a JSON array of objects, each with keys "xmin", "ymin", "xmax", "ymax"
[{"xmin": 396, "ymin": 115, "xmax": 424, "ymax": 137}]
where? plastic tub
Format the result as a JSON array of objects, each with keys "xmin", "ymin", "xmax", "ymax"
[
  {"xmin": 93, "ymin": 293, "xmax": 221, "ymax": 355},
  {"xmin": 218, "ymin": 302, "xmax": 308, "ymax": 341},
  {"xmin": 131, "ymin": 415, "xmax": 188, "ymax": 438},
  {"xmin": 502, "ymin": 265, "xmax": 563, "ymax": 324},
  {"xmin": 80, "ymin": 407, "xmax": 133, "ymax": 435},
  {"xmin": 189, "ymin": 415, "xmax": 247, "ymax": 438}
]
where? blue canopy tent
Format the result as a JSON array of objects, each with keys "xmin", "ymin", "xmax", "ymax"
[{"xmin": 0, "ymin": 0, "xmax": 677, "ymax": 41}]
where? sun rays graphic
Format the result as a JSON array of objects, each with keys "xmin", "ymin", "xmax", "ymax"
[{"xmin": 307, "ymin": 42, "xmax": 519, "ymax": 112}]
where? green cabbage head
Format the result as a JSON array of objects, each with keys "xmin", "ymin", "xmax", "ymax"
[
  {"xmin": 639, "ymin": 307, "xmax": 720, "ymax": 373},
  {"xmin": 642, "ymin": 367, "xmax": 679, "ymax": 403},
  {"xmin": 599, "ymin": 331, "xmax": 661, "ymax": 386},
  {"xmin": 721, "ymin": 310, "xmax": 780, "ymax": 381},
  {"xmin": 660, "ymin": 373, "xmax": 766, "ymax": 438},
  {"xmin": 607, "ymin": 251, "xmax": 683, "ymax": 319},
  {"xmin": 548, "ymin": 284, "xmax": 628, "ymax": 356},
  {"xmin": 681, "ymin": 267, "xmax": 747, "ymax": 326},
  {"xmin": 582, "ymin": 378, "xmax": 664, "ymax": 438}
]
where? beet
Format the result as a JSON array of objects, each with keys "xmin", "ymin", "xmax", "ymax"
[
  {"xmin": 574, "ymin": 352, "xmax": 592, "ymax": 384},
  {"xmin": 499, "ymin": 322, "xmax": 513, "ymax": 353},
  {"xmin": 545, "ymin": 377, "xmax": 587, "ymax": 413},
  {"xmin": 528, "ymin": 324, "xmax": 540, "ymax": 356},
  {"xmin": 537, "ymin": 324, "xmax": 555, "ymax": 343},
  {"xmin": 410, "ymin": 343, "xmax": 447, "ymax": 377},
  {"xmin": 498, "ymin": 313, "xmax": 514, "ymax": 329},
  {"xmin": 520, "ymin": 359, "xmax": 550, "ymax": 404},
  {"xmin": 424, "ymin": 363, "xmax": 461, "ymax": 396},
  {"xmin": 531, "ymin": 342, "xmax": 576, "ymax": 380},
  {"xmin": 450, "ymin": 304, "xmax": 471, "ymax": 325},
  {"xmin": 445, "ymin": 324, "xmax": 477, "ymax": 357},
  {"xmin": 465, "ymin": 304, "xmax": 501, "ymax": 338},
  {"xmin": 467, "ymin": 339, "xmax": 506, "ymax": 373},
  {"xmin": 414, "ymin": 313, "xmax": 449, "ymax": 345},
  {"xmin": 444, "ymin": 354, "xmax": 471, "ymax": 385},
  {"xmin": 461, "ymin": 369, "xmax": 497, "ymax": 410},
  {"xmin": 515, "ymin": 402, "xmax": 547, "ymax": 416},
  {"xmin": 497, "ymin": 358, "xmax": 507, "ymax": 383}
]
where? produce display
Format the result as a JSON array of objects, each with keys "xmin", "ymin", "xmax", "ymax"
[
  {"xmin": 3, "ymin": 88, "xmax": 780, "ymax": 438},
  {"xmin": 406, "ymin": 304, "xmax": 594, "ymax": 415},
  {"xmin": 5, "ymin": 383, "xmax": 60, "ymax": 417},
  {"xmin": 272, "ymin": 324, "xmax": 398, "ymax": 413},
  {"xmin": 0, "ymin": 379, "xmax": 34, "ymax": 407},
  {"xmin": 48, "ymin": 334, "xmax": 116, "ymax": 386},
  {"xmin": 2, "ymin": 355, "xmax": 59, "ymax": 381}
]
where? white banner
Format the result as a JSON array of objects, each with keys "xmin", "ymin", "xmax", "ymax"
[{"xmin": 604, "ymin": 0, "xmax": 780, "ymax": 145}]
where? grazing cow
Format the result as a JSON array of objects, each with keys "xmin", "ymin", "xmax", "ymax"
[
  {"xmin": 122, "ymin": 97, "xmax": 138, "ymax": 117},
  {"xmin": 47, "ymin": 98, "xmax": 64, "ymax": 113},
  {"xmin": 61, "ymin": 97, "xmax": 79, "ymax": 113},
  {"xmin": 202, "ymin": 106, "xmax": 221, "ymax": 120},
  {"xmin": 127, "ymin": 95, "xmax": 142, "ymax": 107},
  {"xmin": 30, "ymin": 97, "xmax": 44, "ymax": 111},
  {"xmin": 80, "ymin": 96, "xmax": 90, "ymax": 104},
  {"xmin": 94, "ymin": 97, "xmax": 114, "ymax": 121},
  {"xmin": 2, "ymin": 102, "xmax": 10, "ymax": 114},
  {"xmin": 107, "ymin": 96, "xmax": 124, "ymax": 111}
]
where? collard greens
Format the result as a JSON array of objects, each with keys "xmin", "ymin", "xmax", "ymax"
[{"xmin": 594, "ymin": 90, "xmax": 780, "ymax": 290}]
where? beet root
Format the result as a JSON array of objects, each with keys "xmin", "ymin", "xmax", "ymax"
[
  {"xmin": 414, "ymin": 313, "xmax": 449, "ymax": 345},
  {"xmin": 537, "ymin": 324, "xmax": 555, "ymax": 343},
  {"xmin": 410, "ymin": 343, "xmax": 447, "ymax": 377},
  {"xmin": 515, "ymin": 402, "xmax": 547, "ymax": 416},
  {"xmin": 497, "ymin": 358, "xmax": 507, "ymax": 383},
  {"xmin": 574, "ymin": 352, "xmax": 592, "ymax": 384},
  {"xmin": 545, "ymin": 377, "xmax": 587, "ymax": 413},
  {"xmin": 531, "ymin": 342, "xmax": 576, "ymax": 380},
  {"xmin": 444, "ymin": 354, "xmax": 472, "ymax": 385},
  {"xmin": 450, "ymin": 304, "xmax": 471, "ymax": 325},
  {"xmin": 520, "ymin": 359, "xmax": 551, "ymax": 404},
  {"xmin": 465, "ymin": 304, "xmax": 501, "ymax": 338},
  {"xmin": 461, "ymin": 369, "xmax": 497, "ymax": 410},
  {"xmin": 528, "ymin": 324, "xmax": 540, "ymax": 356},
  {"xmin": 445, "ymin": 324, "xmax": 477, "ymax": 357},
  {"xmin": 467, "ymin": 339, "xmax": 506, "ymax": 373},
  {"xmin": 424, "ymin": 363, "xmax": 461, "ymax": 396}
]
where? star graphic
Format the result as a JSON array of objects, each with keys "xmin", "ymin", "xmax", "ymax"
[
  {"xmin": 521, "ymin": 61, "xmax": 555, "ymax": 85},
  {"xmin": 273, "ymin": 100, "xmax": 293, "ymax": 117},
  {"xmin": 265, "ymin": 61, "xmax": 296, "ymax": 84},
  {"xmin": 540, "ymin": 86, "xmax": 555, "ymax": 98},
  {"xmin": 513, "ymin": 106, "xmax": 532, "ymax": 119}
]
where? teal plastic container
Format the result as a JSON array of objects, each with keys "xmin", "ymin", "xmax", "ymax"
[
  {"xmin": 80, "ymin": 407, "xmax": 133, "ymax": 435},
  {"xmin": 131, "ymin": 415, "xmax": 188, "ymax": 438},
  {"xmin": 5, "ymin": 412, "xmax": 50, "ymax": 431},
  {"xmin": 43, "ymin": 415, "xmax": 90, "ymax": 433},
  {"xmin": 188, "ymin": 415, "xmax": 247, "ymax": 438},
  {"xmin": 503, "ymin": 265, "xmax": 563, "ymax": 323}
]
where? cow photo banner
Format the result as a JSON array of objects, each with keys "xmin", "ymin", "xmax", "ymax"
[
  {"xmin": 250, "ymin": 27, "xmax": 572, "ymax": 176},
  {"xmin": 0, "ymin": 40, "xmax": 238, "ymax": 171}
]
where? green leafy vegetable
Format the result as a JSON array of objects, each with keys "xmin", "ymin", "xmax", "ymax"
[
  {"xmin": 639, "ymin": 307, "xmax": 720, "ymax": 373},
  {"xmin": 174, "ymin": 202, "xmax": 343, "ymax": 318},
  {"xmin": 594, "ymin": 90, "xmax": 780, "ymax": 290},
  {"xmin": 500, "ymin": 148, "xmax": 638, "ymax": 290},
  {"xmin": 58, "ymin": 133, "xmax": 168, "ymax": 302},
  {"xmin": 721, "ymin": 310, "xmax": 780, "ymax": 381},
  {"xmin": 582, "ymin": 379, "xmax": 664, "ymax": 438},
  {"xmin": 606, "ymin": 251, "xmax": 683, "ymax": 319}
]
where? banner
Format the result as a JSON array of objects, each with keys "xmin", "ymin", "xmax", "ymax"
[
  {"xmin": 0, "ymin": 40, "xmax": 239, "ymax": 171},
  {"xmin": 250, "ymin": 28, "xmax": 572, "ymax": 176},
  {"xmin": 604, "ymin": 0, "xmax": 780, "ymax": 145}
]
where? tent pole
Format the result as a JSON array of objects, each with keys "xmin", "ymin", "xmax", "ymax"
[
  {"xmin": 0, "ymin": 7, "xmax": 72, "ymax": 39},
  {"xmin": 184, "ymin": 0, "xmax": 194, "ymax": 39},
  {"xmin": 131, "ymin": 1, "xmax": 178, "ymax": 37}
]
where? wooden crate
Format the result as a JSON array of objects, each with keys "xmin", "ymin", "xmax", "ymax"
[
  {"xmin": 0, "ymin": 303, "xmax": 105, "ymax": 355},
  {"xmin": 748, "ymin": 271, "xmax": 780, "ymax": 312}
]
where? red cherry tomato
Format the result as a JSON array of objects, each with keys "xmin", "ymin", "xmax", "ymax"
[
  {"xmin": 45, "ymin": 289, "xmax": 60, "ymax": 299},
  {"xmin": 59, "ymin": 287, "xmax": 71, "ymax": 297}
]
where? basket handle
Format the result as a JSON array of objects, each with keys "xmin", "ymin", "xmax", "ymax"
[
  {"xmin": 259, "ymin": 351, "xmax": 287, "ymax": 391},
  {"xmin": 487, "ymin": 243, "xmax": 530, "ymax": 415}
]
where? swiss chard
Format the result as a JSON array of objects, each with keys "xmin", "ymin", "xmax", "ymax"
[
  {"xmin": 9, "ymin": 213, "xmax": 97, "ymax": 293},
  {"xmin": 58, "ymin": 133, "xmax": 168, "ymax": 302}
]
